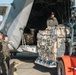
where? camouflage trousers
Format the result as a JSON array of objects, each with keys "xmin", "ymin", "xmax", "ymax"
[{"xmin": 0, "ymin": 60, "xmax": 8, "ymax": 75}]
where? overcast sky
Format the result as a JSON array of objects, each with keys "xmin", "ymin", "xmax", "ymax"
[
  {"xmin": 0, "ymin": 0, "xmax": 13, "ymax": 21},
  {"xmin": 0, "ymin": 0, "xmax": 13, "ymax": 4}
]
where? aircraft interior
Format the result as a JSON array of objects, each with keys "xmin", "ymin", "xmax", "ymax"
[{"xmin": 23, "ymin": 0, "xmax": 71, "ymax": 45}]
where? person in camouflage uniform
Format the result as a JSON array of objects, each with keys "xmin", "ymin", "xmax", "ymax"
[
  {"xmin": 4, "ymin": 35, "xmax": 10, "ymax": 69},
  {"xmin": 4, "ymin": 35, "xmax": 17, "ymax": 73},
  {"xmin": 47, "ymin": 12, "xmax": 58, "ymax": 27},
  {"xmin": 0, "ymin": 32, "xmax": 8, "ymax": 75}
]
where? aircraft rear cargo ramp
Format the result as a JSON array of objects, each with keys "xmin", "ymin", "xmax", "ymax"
[{"xmin": 0, "ymin": 0, "xmax": 34, "ymax": 49}]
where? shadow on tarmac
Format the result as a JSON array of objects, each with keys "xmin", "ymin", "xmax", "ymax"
[
  {"xmin": 0, "ymin": 62, "xmax": 15, "ymax": 75},
  {"xmin": 8, "ymin": 62, "xmax": 16, "ymax": 75},
  {"xmin": 33, "ymin": 63, "xmax": 57, "ymax": 75}
]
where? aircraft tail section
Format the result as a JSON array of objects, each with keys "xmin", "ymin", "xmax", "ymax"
[
  {"xmin": 1, "ymin": 0, "xmax": 34, "ymax": 49},
  {"xmin": 7, "ymin": 0, "xmax": 34, "ymax": 49}
]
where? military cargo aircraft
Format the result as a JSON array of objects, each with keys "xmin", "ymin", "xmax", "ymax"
[{"xmin": 0, "ymin": 0, "xmax": 71, "ymax": 56}]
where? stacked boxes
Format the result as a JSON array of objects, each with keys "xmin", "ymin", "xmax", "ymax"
[
  {"xmin": 37, "ymin": 25, "xmax": 70, "ymax": 62},
  {"xmin": 37, "ymin": 27, "xmax": 57, "ymax": 61}
]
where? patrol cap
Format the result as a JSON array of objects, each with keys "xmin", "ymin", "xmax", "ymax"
[{"xmin": 51, "ymin": 12, "xmax": 55, "ymax": 15}]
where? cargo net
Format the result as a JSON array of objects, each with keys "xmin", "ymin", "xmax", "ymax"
[{"xmin": 37, "ymin": 25, "xmax": 70, "ymax": 62}]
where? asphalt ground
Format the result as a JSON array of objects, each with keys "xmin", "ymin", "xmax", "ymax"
[{"xmin": 0, "ymin": 53, "xmax": 57, "ymax": 75}]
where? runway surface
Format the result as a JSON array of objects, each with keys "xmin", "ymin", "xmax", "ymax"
[{"xmin": 9, "ymin": 53, "xmax": 57, "ymax": 75}]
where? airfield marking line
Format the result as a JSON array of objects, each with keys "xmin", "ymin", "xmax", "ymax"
[
  {"xmin": 14, "ymin": 62, "xmax": 24, "ymax": 75},
  {"xmin": 14, "ymin": 62, "xmax": 24, "ymax": 67}
]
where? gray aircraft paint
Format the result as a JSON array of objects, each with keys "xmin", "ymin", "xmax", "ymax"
[{"xmin": 0, "ymin": 0, "xmax": 34, "ymax": 49}]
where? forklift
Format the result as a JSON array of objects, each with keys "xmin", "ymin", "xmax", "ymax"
[
  {"xmin": 57, "ymin": 0, "xmax": 76, "ymax": 75},
  {"xmin": 35, "ymin": 0, "xmax": 76, "ymax": 75}
]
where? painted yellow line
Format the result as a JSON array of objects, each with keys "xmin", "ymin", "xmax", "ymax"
[
  {"xmin": 13, "ymin": 62, "xmax": 24, "ymax": 75},
  {"xmin": 14, "ymin": 72, "xmax": 18, "ymax": 75},
  {"xmin": 14, "ymin": 62, "xmax": 24, "ymax": 67}
]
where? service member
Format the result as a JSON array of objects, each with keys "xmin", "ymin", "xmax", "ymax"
[
  {"xmin": 4, "ymin": 35, "xmax": 17, "ymax": 73},
  {"xmin": 47, "ymin": 12, "xmax": 58, "ymax": 27},
  {"xmin": 4, "ymin": 35, "xmax": 10, "ymax": 69},
  {"xmin": 0, "ymin": 32, "xmax": 8, "ymax": 75}
]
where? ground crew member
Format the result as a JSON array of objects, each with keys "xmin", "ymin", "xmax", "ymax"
[
  {"xmin": 0, "ymin": 31, "xmax": 8, "ymax": 75},
  {"xmin": 47, "ymin": 12, "xmax": 58, "ymax": 27},
  {"xmin": 4, "ymin": 35, "xmax": 17, "ymax": 72},
  {"xmin": 4, "ymin": 35, "xmax": 10, "ymax": 69}
]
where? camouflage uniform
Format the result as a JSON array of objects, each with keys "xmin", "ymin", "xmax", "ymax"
[
  {"xmin": 47, "ymin": 17, "xmax": 58, "ymax": 27},
  {"xmin": 3, "ymin": 40, "xmax": 10, "ymax": 71},
  {"xmin": 0, "ymin": 39, "xmax": 10, "ymax": 75},
  {"xmin": 5, "ymin": 41, "xmax": 11, "ymax": 69}
]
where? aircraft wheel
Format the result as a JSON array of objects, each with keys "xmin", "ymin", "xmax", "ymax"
[{"xmin": 57, "ymin": 61, "xmax": 65, "ymax": 75}]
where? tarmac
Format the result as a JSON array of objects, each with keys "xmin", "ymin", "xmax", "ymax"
[{"xmin": 9, "ymin": 53, "xmax": 57, "ymax": 75}]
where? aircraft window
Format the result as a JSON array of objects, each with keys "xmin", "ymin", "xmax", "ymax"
[
  {"xmin": 0, "ymin": 15, "xmax": 3, "ymax": 25},
  {"xmin": 0, "ymin": 15, "xmax": 3, "ymax": 21}
]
